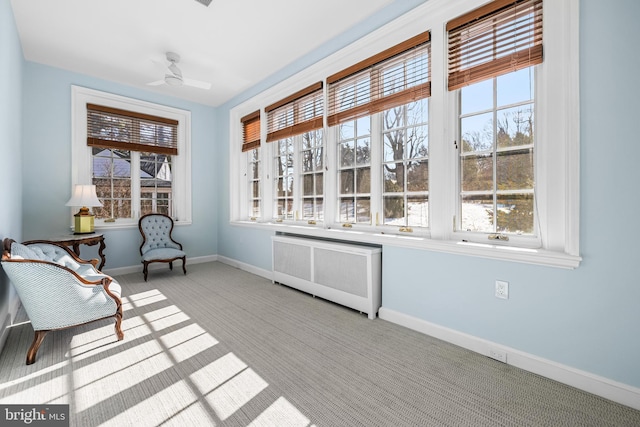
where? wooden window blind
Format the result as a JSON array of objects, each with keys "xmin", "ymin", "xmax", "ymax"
[
  {"xmin": 447, "ymin": 0, "xmax": 543, "ymax": 91},
  {"xmin": 87, "ymin": 103, "xmax": 179, "ymax": 155},
  {"xmin": 241, "ymin": 110, "xmax": 261, "ymax": 152},
  {"xmin": 327, "ymin": 31, "xmax": 431, "ymax": 127},
  {"xmin": 265, "ymin": 82, "xmax": 323, "ymax": 143}
]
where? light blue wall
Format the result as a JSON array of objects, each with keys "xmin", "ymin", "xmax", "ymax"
[
  {"xmin": 21, "ymin": 63, "xmax": 218, "ymax": 268},
  {"xmin": 216, "ymin": 0, "xmax": 640, "ymax": 390},
  {"xmin": 0, "ymin": 0, "xmax": 24, "ymax": 349}
]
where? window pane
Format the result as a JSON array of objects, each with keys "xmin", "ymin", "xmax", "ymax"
[
  {"xmin": 461, "ymin": 113, "xmax": 493, "ymax": 153},
  {"xmin": 384, "ymin": 131, "xmax": 403, "ymax": 162},
  {"xmin": 461, "ymin": 79, "xmax": 492, "ymax": 115},
  {"xmin": 356, "ymin": 116, "xmax": 370, "ymax": 136},
  {"xmin": 384, "ymin": 196, "xmax": 404, "ymax": 225},
  {"xmin": 406, "ymin": 160, "xmax": 428, "ymax": 192},
  {"xmin": 496, "ymin": 193, "xmax": 534, "ymax": 234},
  {"xmin": 497, "ymin": 106, "xmax": 534, "ymax": 149},
  {"xmin": 339, "ymin": 121, "xmax": 354, "ymax": 140},
  {"xmin": 497, "ymin": 149, "xmax": 534, "ymax": 191},
  {"xmin": 114, "ymin": 199, "xmax": 131, "ymax": 219},
  {"xmin": 461, "ymin": 195, "xmax": 493, "ymax": 232},
  {"xmin": 407, "ymin": 99, "xmax": 428, "ymax": 125},
  {"xmin": 340, "ymin": 142, "xmax": 354, "ymax": 167},
  {"xmin": 408, "ymin": 125, "xmax": 428, "ymax": 158},
  {"xmin": 339, "ymin": 197, "xmax": 355, "ymax": 222},
  {"xmin": 356, "ymin": 167, "xmax": 370, "ymax": 193},
  {"xmin": 251, "ymin": 200, "xmax": 260, "ymax": 217},
  {"xmin": 461, "ymin": 154, "xmax": 493, "ymax": 192},
  {"xmin": 383, "ymin": 106, "xmax": 404, "ymax": 130},
  {"xmin": 339, "ymin": 170, "xmax": 354, "ymax": 194},
  {"xmin": 315, "ymin": 173, "xmax": 323, "ymax": 195},
  {"xmin": 303, "ymin": 174, "xmax": 314, "ymax": 196},
  {"xmin": 356, "ymin": 138, "xmax": 370, "ymax": 165},
  {"xmin": 407, "ymin": 196, "xmax": 428, "ymax": 228},
  {"xmin": 315, "ymin": 199, "xmax": 324, "ymax": 221},
  {"xmin": 384, "ymin": 163, "xmax": 402, "ymax": 193},
  {"xmin": 497, "ymin": 67, "xmax": 534, "ymax": 107},
  {"xmin": 356, "ymin": 198, "xmax": 370, "ymax": 223}
]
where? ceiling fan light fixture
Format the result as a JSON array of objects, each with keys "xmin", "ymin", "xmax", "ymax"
[{"xmin": 165, "ymin": 74, "xmax": 183, "ymax": 86}]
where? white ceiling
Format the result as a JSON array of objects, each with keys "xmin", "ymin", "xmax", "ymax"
[{"xmin": 10, "ymin": 0, "xmax": 393, "ymax": 107}]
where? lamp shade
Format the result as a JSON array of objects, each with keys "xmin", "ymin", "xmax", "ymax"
[{"xmin": 66, "ymin": 185, "xmax": 102, "ymax": 207}]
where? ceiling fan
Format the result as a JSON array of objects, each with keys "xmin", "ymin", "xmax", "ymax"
[{"xmin": 147, "ymin": 52, "xmax": 212, "ymax": 90}]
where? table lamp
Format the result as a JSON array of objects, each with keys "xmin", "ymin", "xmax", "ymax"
[{"xmin": 66, "ymin": 184, "xmax": 102, "ymax": 234}]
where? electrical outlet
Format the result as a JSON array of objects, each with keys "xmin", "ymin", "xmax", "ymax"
[
  {"xmin": 495, "ymin": 280, "xmax": 509, "ymax": 299},
  {"xmin": 488, "ymin": 348, "xmax": 508, "ymax": 363}
]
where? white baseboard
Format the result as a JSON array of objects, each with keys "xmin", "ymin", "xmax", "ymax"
[
  {"xmin": 0, "ymin": 291, "xmax": 22, "ymax": 355},
  {"xmin": 378, "ymin": 307, "xmax": 640, "ymax": 411},
  {"xmin": 103, "ymin": 254, "xmax": 218, "ymax": 277},
  {"xmin": 217, "ymin": 256, "xmax": 273, "ymax": 281}
]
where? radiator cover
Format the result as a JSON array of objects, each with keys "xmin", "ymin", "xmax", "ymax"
[{"xmin": 272, "ymin": 235, "xmax": 382, "ymax": 319}]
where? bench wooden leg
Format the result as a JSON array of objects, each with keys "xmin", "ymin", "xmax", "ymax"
[{"xmin": 26, "ymin": 330, "xmax": 49, "ymax": 365}]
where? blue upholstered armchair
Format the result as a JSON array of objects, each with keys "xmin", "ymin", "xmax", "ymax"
[
  {"xmin": 138, "ymin": 213, "xmax": 186, "ymax": 281},
  {"xmin": 1, "ymin": 238, "xmax": 124, "ymax": 365}
]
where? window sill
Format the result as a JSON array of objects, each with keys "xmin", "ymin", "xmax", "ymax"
[
  {"xmin": 71, "ymin": 219, "xmax": 193, "ymax": 232},
  {"xmin": 230, "ymin": 220, "xmax": 581, "ymax": 269}
]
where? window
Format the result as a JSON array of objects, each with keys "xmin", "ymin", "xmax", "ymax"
[
  {"xmin": 230, "ymin": 0, "xmax": 580, "ymax": 268},
  {"xmin": 383, "ymin": 99, "xmax": 429, "ymax": 228},
  {"xmin": 248, "ymin": 148, "xmax": 261, "ymax": 220},
  {"xmin": 274, "ymin": 137, "xmax": 295, "ymax": 220},
  {"xmin": 242, "ymin": 110, "xmax": 262, "ymax": 220},
  {"xmin": 458, "ymin": 68, "xmax": 535, "ymax": 237},
  {"xmin": 86, "ymin": 103, "xmax": 178, "ymax": 219},
  {"xmin": 266, "ymin": 83, "xmax": 324, "ymax": 222},
  {"xmin": 329, "ymin": 31, "xmax": 431, "ymax": 230},
  {"xmin": 72, "ymin": 86, "xmax": 191, "ymax": 227},
  {"xmin": 448, "ymin": 0, "xmax": 542, "ymax": 244},
  {"xmin": 337, "ymin": 117, "xmax": 371, "ymax": 224}
]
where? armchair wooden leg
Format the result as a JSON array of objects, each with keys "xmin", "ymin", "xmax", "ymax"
[
  {"xmin": 169, "ymin": 261, "xmax": 174, "ymax": 271},
  {"xmin": 114, "ymin": 308, "xmax": 124, "ymax": 341},
  {"xmin": 182, "ymin": 257, "xmax": 187, "ymax": 275},
  {"xmin": 26, "ymin": 330, "xmax": 49, "ymax": 365},
  {"xmin": 143, "ymin": 262, "xmax": 149, "ymax": 282}
]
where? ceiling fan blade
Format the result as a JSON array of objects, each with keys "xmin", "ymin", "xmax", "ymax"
[
  {"xmin": 183, "ymin": 78, "xmax": 211, "ymax": 90},
  {"xmin": 147, "ymin": 79, "xmax": 166, "ymax": 86}
]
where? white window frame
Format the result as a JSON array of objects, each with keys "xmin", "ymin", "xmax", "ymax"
[
  {"xmin": 71, "ymin": 86, "xmax": 192, "ymax": 228},
  {"xmin": 229, "ymin": 0, "xmax": 580, "ymax": 269}
]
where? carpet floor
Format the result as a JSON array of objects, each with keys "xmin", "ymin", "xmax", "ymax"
[{"xmin": 1, "ymin": 261, "xmax": 639, "ymax": 426}]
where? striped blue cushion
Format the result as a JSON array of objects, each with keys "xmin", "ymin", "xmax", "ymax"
[{"xmin": 142, "ymin": 247, "xmax": 185, "ymax": 261}]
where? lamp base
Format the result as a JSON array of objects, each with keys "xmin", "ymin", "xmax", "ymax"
[{"xmin": 73, "ymin": 210, "xmax": 95, "ymax": 234}]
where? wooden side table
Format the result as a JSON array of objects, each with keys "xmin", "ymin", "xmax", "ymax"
[{"xmin": 24, "ymin": 233, "xmax": 106, "ymax": 270}]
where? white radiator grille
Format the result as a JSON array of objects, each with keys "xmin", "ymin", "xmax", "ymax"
[
  {"xmin": 314, "ymin": 248, "xmax": 368, "ymax": 297},
  {"xmin": 273, "ymin": 241, "xmax": 311, "ymax": 281},
  {"xmin": 272, "ymin": 235, "xmax": 381, "ymax": 319}
]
